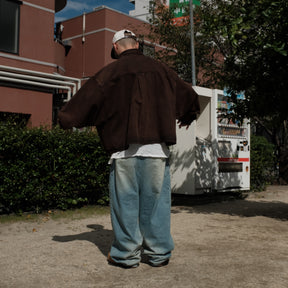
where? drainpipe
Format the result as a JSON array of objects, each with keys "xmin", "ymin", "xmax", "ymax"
[
  {"xmin": 82, "ymin": 12, "xmax": 86, "ymax": 43},
  {"xmin": 82, "ymin": 12, "xmax": 86, "ymax": 78}
]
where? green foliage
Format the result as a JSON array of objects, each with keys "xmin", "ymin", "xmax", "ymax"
[
  {"xmin": 0, "ymin": 122, "xmax": 110, "ymax": 214},
  {"xmin": 146, "ymin": 1, "xmax": 288, "ymax": 184},
  {"xmin": 148, "ymin": 0, "xmax": 288, "ymax": 122},
  {"xmin": 145, "ymin": 2, "xmax": 194, "ymax": 82},
  {"xmin": 198, "ymin": 0, "xmax": 288, "ymax": 183},
  {"xmin": 250, "ymin": 135, "xmax": 276, "ymax": 191},
  {"xmin": 198, "ymin": 0, "xmax": 288, "ymax": 89}
]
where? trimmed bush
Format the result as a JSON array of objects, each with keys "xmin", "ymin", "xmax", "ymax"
[
  {"xmin": 250, "ymin": 135, "xmax": 276, "ymax": 191},
  {"xmin": 0, "ymin": 122, "xmax": 110, "ymax": 214}
]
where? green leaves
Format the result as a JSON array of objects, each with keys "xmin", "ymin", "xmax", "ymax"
[
  {"xmin": 0, "ymin": 123, "xmax": 110, "ymax": 214},
  {"xmin": 147, "ymin": 0, "xmax": 288, "ymax": 182},
  {"xmin": 264, "ymin": 43, "xmax": 287, "ymax": 56},
  {"xmin": 251, "ymin": 135, "xmax": 276, "ymax": 191}
]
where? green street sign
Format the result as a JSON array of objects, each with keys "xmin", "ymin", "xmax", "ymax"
[
  {"xmin": 169, "ymin": 0, "xmax": 200, "ymax": 18},
  {"xmin": 169, "ymin": 0, "xmax": 200, "ymax": 5}
]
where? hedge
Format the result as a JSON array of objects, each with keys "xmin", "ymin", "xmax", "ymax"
[
  {"xmin": 0, "ymin": 122, "xmax": 110, "ymax": 214},
  {"xmin": 250, "ymin": 135, "xmax": 276, "ymax": 191},
  {"xmin": 0, "ymin": 120, "xmax": 277, "ymax": 214}
]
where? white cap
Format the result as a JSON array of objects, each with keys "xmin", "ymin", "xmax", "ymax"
[
  {"xmin": 111, "ymin": 29, "xmax": 137, "ymax": 59},
  {"xmin": 112, "ymin": 29, "xmax": 137, "ymax": 44}
]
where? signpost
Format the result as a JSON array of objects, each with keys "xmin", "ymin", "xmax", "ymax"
[
  {"xmin": 189, "ymin": 0, "xmax": 196, "ymax": 86},
  {"xmin": 169, "ymin": 0, "xmax": 199, "ymax": 85}
]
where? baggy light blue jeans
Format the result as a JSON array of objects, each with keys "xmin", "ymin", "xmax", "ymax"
[{"xmin": 109, "ymin": 157, "xmax": 174, "ymax": 266}]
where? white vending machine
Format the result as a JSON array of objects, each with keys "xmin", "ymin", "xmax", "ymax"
[{"xmin": 170, "ymin": 87, "xmax": 250, "ymax": 195}]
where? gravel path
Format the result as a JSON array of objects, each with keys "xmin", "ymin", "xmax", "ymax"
[{"xmin": 0, "ymin": 185, "xmax": 287, "ymax": 288}]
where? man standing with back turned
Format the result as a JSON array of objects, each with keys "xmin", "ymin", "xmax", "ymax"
[{"xmin": 58, "ymin": 29, "xmax": 200, "ymax": 269}]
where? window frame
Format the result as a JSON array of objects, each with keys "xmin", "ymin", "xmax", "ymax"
[{"xmin": 0, "ymin": 0, "xmax": 22, "ymax": 54}]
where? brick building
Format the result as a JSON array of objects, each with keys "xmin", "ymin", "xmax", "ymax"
[{"xmin": 0, "ymin": 0, "xmax": 148, "ymax": 127}]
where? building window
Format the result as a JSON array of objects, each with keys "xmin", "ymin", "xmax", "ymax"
[{"xmin": 0, "ymin": 0, "xmax": 22, "ymax": 54}]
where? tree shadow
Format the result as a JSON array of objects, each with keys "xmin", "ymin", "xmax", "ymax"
[
  {"xmin": 171, "ymin": 193, "xmax": 288, "ymax": 221},
  {"xmin": 52, "ymin": 224, "xmax": 113, "ymax": 256}
]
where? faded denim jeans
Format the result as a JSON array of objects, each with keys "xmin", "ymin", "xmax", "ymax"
[{"xmin": 109, "ymin": 157, "xmax": 174, "ymax": 267}]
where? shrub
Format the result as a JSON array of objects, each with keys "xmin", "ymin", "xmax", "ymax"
[
  {"xmin": 0, "ymin": 122, "xmax": 110, "ymax": 214},
  {"xmin": 250, "ymin": 135, "xmax": 276, "ymax": 191}
]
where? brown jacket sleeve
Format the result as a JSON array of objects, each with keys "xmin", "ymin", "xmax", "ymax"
[
  {"xmin": 175, "ymin": 76, "xmax": 200, "ymax": 126},
  {"xmin": 58, "ymin": 76, "xmax": 103, "ymax": 129}
]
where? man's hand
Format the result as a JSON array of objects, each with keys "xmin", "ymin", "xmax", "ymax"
[{"xmin": 177, "ymin": 120, "xmax": 190, "ymax": 130}]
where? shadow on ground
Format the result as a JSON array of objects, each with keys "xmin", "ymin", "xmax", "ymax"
[
  {"xmin": 172, "ymin": 192, "xmax": 288, "ymax": 221},
  {"xmin": 52, "ymin": 224, "xmax": 113, "ymax": 256},
  {"xmin": 52, "ymin": 188, "xmax": 288, "ymax": 259}
]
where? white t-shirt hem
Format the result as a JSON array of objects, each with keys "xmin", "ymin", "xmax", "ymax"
[{"xmin": 108, "ymin": 143, "xmax": 170, "ymax": 164}]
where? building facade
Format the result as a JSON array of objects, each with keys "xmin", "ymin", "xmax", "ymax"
[
  {"xmin": 0, "ymin": 0, "xmax": 72, "ymax": 127},
  {"xmin": 0, "ymin": 0, "xmax": 147, "ymax": 127},
  {"xmin": 58, "ymin": 6, "xmax": 148, "ymax": 80}
]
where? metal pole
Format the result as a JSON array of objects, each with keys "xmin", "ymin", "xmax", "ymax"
[{"xmin": 189, "ymin": 0, "xmax": 196, "ymax": 86}]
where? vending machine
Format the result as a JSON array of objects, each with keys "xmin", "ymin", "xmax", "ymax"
[{"xmin": 170, "ymin": 87, "xmax": 250, "ymax": 195}]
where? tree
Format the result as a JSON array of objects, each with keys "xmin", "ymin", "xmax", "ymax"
[
  {"xmin": 198, "ymin": 0, "xmax": 288, "ymax": 184},
  {"xmin": 144, "ymin": 1, "xmax": 221, "ymax": 84},
  {"xmin": 146, "ymin": 0, "xmax": 288, "ymax": 184},
  {"xmin": 143, "ymin": 2, "xmax": 193, "ymax": 82}
]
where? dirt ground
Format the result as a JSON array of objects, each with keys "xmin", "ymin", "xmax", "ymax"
[{"xmin": 0, "ymin": 185, "xmax": 288, "ymax": 288}]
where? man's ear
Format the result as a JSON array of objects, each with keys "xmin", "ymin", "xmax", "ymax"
[{"xmin": 111, "ymin": 43, "xmax": 119, "ymax": 59}]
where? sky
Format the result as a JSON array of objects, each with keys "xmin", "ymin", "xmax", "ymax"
[{"xmin": 55, "ymin": 0, "xmax": 135, "ymax": 22}]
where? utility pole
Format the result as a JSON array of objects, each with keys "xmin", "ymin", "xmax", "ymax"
[{"xmin": 189, "ymin": 0, "xmax": 196, "ymax": 86}]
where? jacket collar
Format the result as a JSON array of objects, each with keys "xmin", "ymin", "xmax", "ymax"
[{"xmin": 119, "ymin": 49, "xmax": 142, "ymax": 58}]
